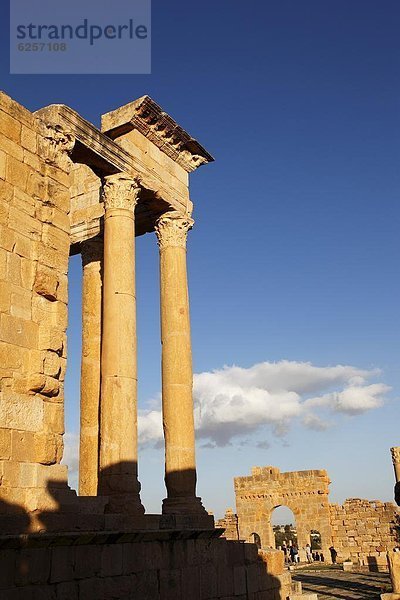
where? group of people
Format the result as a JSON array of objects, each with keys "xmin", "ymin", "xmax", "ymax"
[
  {"xmin": 305, "ymin": 543, "xmax": 325, "ymax": 563},
  {"xmin": 282, "ymin": 543, "xmax": 300, "ymax": 563},
  {"xmin": 281, "ymin": 542, "xmax": 334, "ymax": 564}
]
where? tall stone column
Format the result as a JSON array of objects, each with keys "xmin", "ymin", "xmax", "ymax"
[
  {"xmin": 155, "ymin": 211, "xmax": 208, "ymax": 518},
  {"xmin": 98, "ymin": 174, "xmax": 144, "ymax": 514},
  {"xmin": 391, "ymin": 447, "xmax": 400, "ymax": 483},
  {"xmin": 391, "ymin": 447, "xmax": 400, "ymax": 507},
  {"xmin": 79, "ymin": 236, "xmax": 103, "ymax": 496}
]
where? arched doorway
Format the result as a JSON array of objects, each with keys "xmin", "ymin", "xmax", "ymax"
[
  {"xmin": 250, "ymin": 532, "xmax": 262, "ymax": 549},
  {"xmin": 272, "ymin": 505, "xmax": 299, "ymax": 563}
]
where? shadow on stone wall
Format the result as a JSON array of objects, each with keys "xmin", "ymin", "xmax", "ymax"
[{"xmin": 0, "ymin": 462, "xmax": 287, "ymax": 599}]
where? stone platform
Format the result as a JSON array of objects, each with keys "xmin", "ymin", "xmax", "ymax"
[{"xmin": 0, "ymin": 530, "xmax": 292, "ymax": 600}]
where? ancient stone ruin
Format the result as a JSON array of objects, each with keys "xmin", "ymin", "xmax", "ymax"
[
  {"xmin": 217, "ymin": 465, "xmax": 400, "ymax": 570},
  {"xmin": 0, "ymin": 92, "xmax": 298, "ymax": 599}
]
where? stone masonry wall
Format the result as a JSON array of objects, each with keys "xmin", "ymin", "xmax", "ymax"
[
  {"xmin": 234, "ymin": 467, "xmax": 332, "ymax": 560},
  {"xmin": 0, "ymin": 92, "xmax": 73, "ymax": 524},
  {"xmin": 330, "ymin": 499, "xmax": 400, "ymax": 569},
  {"xmin": 0, "ymin": 533, "xmax": 292, "ymax": 600}
]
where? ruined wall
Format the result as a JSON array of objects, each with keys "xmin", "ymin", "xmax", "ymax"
[
  {"xmin": 330, "ymin": 498, "xmax": 399, "ymax": 569},
  {"xmin": 235, "ymin": 466, "xmax": 332, "ymax": 560},
  {"xmin": 215, "ymin": 508, "xmax": 240, "ymax": 541},
  {"xmin": 0, "ymin": 533, "xmax": 292, "ymax": 600},
  {"xmin": 0, "ymin": 92, "xmax": 73, "ymax": 525},
  {"xmin": 230, "ymin": 464, "xmax": 400, "ymax": 570}
]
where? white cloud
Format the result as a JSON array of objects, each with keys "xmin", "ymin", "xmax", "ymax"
[
  {"xmin": 138, "ymin": 360, "xmax": 390, "ymax": 447},
  {"xmin": 61, "ymin": 432, "xmax": 79, "ymax": 491}
]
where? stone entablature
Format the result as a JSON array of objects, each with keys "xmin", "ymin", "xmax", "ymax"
[
  {"xmin": 101, "ymin": 95, "xmax": 214, "ymax": 173},
  {"xmin": 35, "ymin": 101, "xmax": 214, "ymax": 249}
]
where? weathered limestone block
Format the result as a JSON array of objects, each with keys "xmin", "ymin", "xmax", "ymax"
[
  {"xmin": 388, "ymin": 551, "xmax": 400, "ymax": 593},
  {"xmin": 34, "ymin": 265, "xmax": 59, "ymax": 300},
  {"xmin": 258, "ymin": 549, "xmax": 284, "ymax": 575},
  {"xmin": 0, "ymin": 392, "xmax": 44, "ymax": 431}
]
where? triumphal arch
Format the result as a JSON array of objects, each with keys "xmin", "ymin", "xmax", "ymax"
[
  {"xmin": 234, "ymin": 466, "xmax": 333, "ymax": 559},
  {"xmin": 0, "ymin": 92, "xmax": 294, "ymax": 598}
]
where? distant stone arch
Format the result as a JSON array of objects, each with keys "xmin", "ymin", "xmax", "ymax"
[
  {"xmin": 234, "ymin": 466, "xmax": 333, "ymax": 560},
  {"xmin": 250, "ymin": 532, "xmax": 262, "ymax": 549}
]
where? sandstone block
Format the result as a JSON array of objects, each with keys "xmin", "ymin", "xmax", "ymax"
[
  {"xmin": 21, "ymin": 125, "xmax": 37, "ymax": 153},
  {"xmin": 37, "ymin": 242, "xmax": 68, "ymax": 274},
  {"xmin": 38, "ymin": 326, "xmax": 64, "ymax": 353},
  {"xmin": 0, "ymin": 280, "xmax": 10, "ymax": 312},
  {"xmin": 258, "ymin": 549, "xmax": 284, "ymax": 576},
  {"xmin": 23, "ymin": 149, "xmax": 40, "ymax": 171},
  {"xmin": 0, "ymin": 313, "xmax": 38, "ymax": 348},
  {"xmin": 34, "ymin": 432, "xmax": 62, "ymax": 465},
  {"xmin": 43, "ymin": 402, "xmax": 64, "ymax": 434},
  {"xmin": 26, "ymin": 171, "xmax": 46, "ymax": 200},
  {"xmin": 10, "ymin": 286, "xmax": 31, "ymax": 320},
  {"xmin": 233, "ymin": 565, "xmax": 247, "ymax": 595},
  {"xmin": 9, "ymin": 206, "xmax": 41, "ymax": 241},
  {"xmin": 50, "ymin": 546, "xmax": 75, "ymax": 584},
  {"xmin": 0, "ymin": 391, "xmax": 43, "ymax": 431},
  {"xmin": 0, "ymin": 133, "xmax": 24, "ymax": 161},
  {"xmin": 0, "ymin": 247, "xmax": 7, "ymax": 279},
  {"xmin": 7, "ymin": 253, "xmax": 22, "ymax": 286},
  {"xmin": 33, "ymin": 265, "xmax": 59, "ymax": 300},
  {"xmin": 0, "ymin": 110, "xmax": 21, "ymax": 143},
  {"xmin": 6, "ymin": 156, "xmax": 31, "ymax": 191},
  {"xmin": 0, "ymin": 428, "xmax": 11, "ymax": 460},
  {"xmin": 0, "ymin": 224, "xmax": 15, "ymax": 251},
  {"xmin": 0, "ymin": 149, "xmax": 5, "ymax": 180}
]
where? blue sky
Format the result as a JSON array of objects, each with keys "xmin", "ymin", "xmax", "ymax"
[{"xmin": 1, "ymin": 1, "xmax": 399, "ymax": 520}]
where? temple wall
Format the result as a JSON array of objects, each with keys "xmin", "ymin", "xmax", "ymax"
[
  {"xmin": 330, "ymin": 498, "xmax": 399, "ymax": 569},
  {"xmin": 0, "ymin": 92, "xmax": 73, "ymax": 523},
  {"xmin": 0, "ymin": 534, "xmax": 291, "ymax": 600}
]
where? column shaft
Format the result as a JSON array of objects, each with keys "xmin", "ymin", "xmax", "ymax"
[
  {"xmin": 98, "ymin": 175, "xmax": 144, "ymax": 514},
  {"xmin": 156, "ymin": 211, "xmax": 207, "ymax": 517},
  {"xmin": 79, "ymin": 237, "xmax": 103, "ymax": 496}
]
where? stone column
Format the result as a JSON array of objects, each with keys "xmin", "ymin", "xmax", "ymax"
[
  {"xmin": 391, "ymin": 447, "xmax": 400, "ymax": 508},
  {"xmin": 155, "ymin": 211, "xmax": 208, "ymax": 518},
  {"xmin": 391, "ymin": 447, "xmax": 400, "ymax": 483},
  {"xmin": 98, "ymin": 174, "xmax": 144, "ymax": 514},
  {"xmin": 79, "ymin": 236, "xmax": 103, "ymax": 496}
]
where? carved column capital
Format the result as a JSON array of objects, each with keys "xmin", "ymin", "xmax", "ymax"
[
  {"xmin": 391, "ymin": 447, "xmax": 400, "ymax": 465},
  {"xmin": 155, "ymin": 211, "xmax": 194, "ymax": 250},
  {"xmin": 39, "ymin": 123, "xmax": 75, "ymax": 171},
  {"xmin": 102, "ymin": 174, "xmax": 141, "ymax": 211}
]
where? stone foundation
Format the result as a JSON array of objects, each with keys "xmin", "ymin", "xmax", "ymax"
[{"xmin": 0, "ymin": 531, "xmax": 292, "ymax": 600}]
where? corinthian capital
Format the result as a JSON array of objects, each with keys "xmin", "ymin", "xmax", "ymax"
[
  {"xmin": 155, "ymin": 211, "xmax": 194, "ymax": 250},
  {"xmin": 102, "ymin": 174, "xmax": 141, "ymax": 211},
  {"xmin": 39, "ymin": 123, "xmax": 75, "ymax": 171},
  {"xmin": 391, "ymin": 447, "xmax": 400, "ymax": 464}
]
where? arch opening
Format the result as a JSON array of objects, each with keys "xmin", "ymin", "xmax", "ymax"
[{"xmin": 271, "ymin": 505, "xmax": 299, "ymax": 563}]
